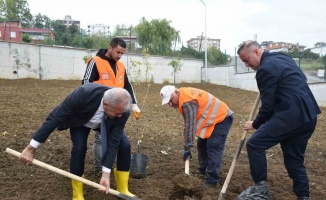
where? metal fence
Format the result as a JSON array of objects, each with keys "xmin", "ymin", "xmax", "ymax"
[{"xmin": 232, "ymin": 55, "xmax": 325, "ymax": 83}]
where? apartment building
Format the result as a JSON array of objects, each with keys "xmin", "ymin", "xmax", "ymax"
[
  {"xmin": 87, "ymin": 24, "xmax": 110, "ymax": 36},
  {"xmin": 261, "ymin": 41, "xmax": 305, "ymax": 52},
  {"xmin": 187, "ymin": 36, "xmax": 221, "ymax": 52},
  {"xmin": 56, "ymin": 15, "xmax": 80, "ymax": 27}
]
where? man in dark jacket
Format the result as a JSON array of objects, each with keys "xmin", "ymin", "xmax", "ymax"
[
  {"xmin": 236, "ymin": 40, "xmax": 321, "ymax": 200},
  {"xmin": 82, "ymin": 37, "xmax": 140, "ymax": 197},
  {"xmin": 19, "ymin": 83, "xmax": 133, "ymax": 200}
]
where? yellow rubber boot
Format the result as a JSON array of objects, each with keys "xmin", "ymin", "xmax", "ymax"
[
  {"xmin": 114, "ymin": 168, "xmax": 136, "ymax": 197},
  {"xmin": 72, "ymin": 179, "xmax": 84, "ymax": 200}
]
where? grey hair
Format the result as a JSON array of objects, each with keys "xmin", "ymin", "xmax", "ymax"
[
  {"xmin": 103, "ymin": 88, "xmax": 132, "ymax": 111},
  {"xmin": 237, "ymin": 40, "xmax": 261, "ymax": 55}
]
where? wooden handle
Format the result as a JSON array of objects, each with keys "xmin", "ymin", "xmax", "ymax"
[
  {"xmin": 5, "ymin": 148, "xmax": 139, "ymax": 200},
  {"xmin": 218, "ymin": 93, "xmax": 260, "ymax": 200},
  {"xmin": 185, "ymin": 158, "xmax": 190, "ymax": 175}
]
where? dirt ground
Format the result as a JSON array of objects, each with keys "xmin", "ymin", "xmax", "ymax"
[{"xmin": 0, "ymin": 79, "xmax": 325, "ymax": 200}]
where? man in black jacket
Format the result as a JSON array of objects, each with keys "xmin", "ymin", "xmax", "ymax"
[
  {"xmin": 19, "ymin": 83, "xmax": 133, "ymax": 199},
  {"xmin": 236, "ymin": 40, "xmax": 321, "ymax": 200},
  {"xmin": 82, "ymin": 37, "xmax": 140, "ymax": 197}
]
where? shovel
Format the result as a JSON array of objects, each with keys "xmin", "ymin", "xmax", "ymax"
[
  {"xmin": 185, "ymin": 157, "xmax": 190, "ymax": 175},
  {"xmin": 130, "ymin": 84, "xmax": 150, "ymax": 179},
  {"xmin": 5, "ymin": 148, "xmax": 140, "ymax": 200},
  {"xmin": 218, "ymin": 93, "xmax": 261, "ymax": 200},
  {"xmin": 130, "ymin": 120, "xmax": 148, "ymax": 179}
]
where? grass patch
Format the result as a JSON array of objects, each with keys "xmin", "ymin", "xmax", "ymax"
[{"xmin": 296, "ymin": 58, "xmax": 325, "ymax": 70}]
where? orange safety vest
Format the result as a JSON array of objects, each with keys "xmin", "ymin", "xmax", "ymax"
[
  {"xmin": 87, "ymin": 56, "xmax": 125, "ymax": 88},
  {"xmin": 178, "ymin": 87, "xmax": 230, "ymax": 139}
]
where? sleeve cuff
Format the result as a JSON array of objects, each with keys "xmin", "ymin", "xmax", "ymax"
[
  {"xmin": 252, "ymin": 120, "xmax": 259, "ymax": 129},
  {"xmin": 102, "ymin": 166, "xmax": 111, "ymax": 173},
  {"xmin": 30, "ymin": 139, "xmax": 40, "ymax": 148}
]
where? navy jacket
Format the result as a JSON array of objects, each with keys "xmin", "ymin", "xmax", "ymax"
[
  {"xmin": 253, "ymin": 51, "xmax": 321, "ymax": 136},
  {"xmin": 32, "ymin": 83, "xmax": 130, "ymax": 169}
]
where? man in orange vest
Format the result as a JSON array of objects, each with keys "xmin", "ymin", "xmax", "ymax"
[
  {"xmin": 82, "ymin": 37, "xmax": 140, "ymax": 198},
  {"xmin": 160, "ymin": 85, "xmax": 234, "ymax": 186}
]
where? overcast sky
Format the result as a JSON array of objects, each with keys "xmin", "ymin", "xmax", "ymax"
[{"xmin": 27, "ymin": 0, "xmax": 326, "ymax": 55}]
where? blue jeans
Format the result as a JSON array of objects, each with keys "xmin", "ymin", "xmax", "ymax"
[
  {"xmin": 93, "ymin": 130, "xmax": 131, "ymax": 172},
  {"xmin": 246, "ymin": 118, "xmax": 317, "ymax": 197},
  {"xmin": 197, "ymin": 115, "xmax": 233, "ymax": 185}
]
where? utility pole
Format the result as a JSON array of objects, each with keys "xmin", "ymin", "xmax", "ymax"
[
  {"xmin": 200, "ymin": 0, "xmax": 207, "ymax": 82},
  {"xmin": 117, "ymin": 27, "xmax": 132, "ymax": 70}
]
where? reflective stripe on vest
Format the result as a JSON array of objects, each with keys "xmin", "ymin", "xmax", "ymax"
[
  {"xmin": 88, "ymin": 56, "xmax": 125, "ymax": 88},
  {"xmin": 178, "ymin": 87, "xmax": 229, "ymax": 139}
]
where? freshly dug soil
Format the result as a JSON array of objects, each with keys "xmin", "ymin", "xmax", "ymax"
[{"xmin": 0, "ymin": 79, "xmax": 325, "ymax": 200}]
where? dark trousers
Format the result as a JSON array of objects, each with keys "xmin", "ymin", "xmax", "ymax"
[
  {"xmin": 70, "ymin": 126, "xmax": 131, "ymax": 176},
  {"xmin": 197, "ymin": 116, "xmax": 233, "ymax": 185},
  {"xmin": 246, "ymin": 118, "xmax": 317, "ymax": 197}
]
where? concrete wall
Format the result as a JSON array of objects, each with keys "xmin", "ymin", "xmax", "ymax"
[
  {"xmin": 1, "ymin": 41, "xmax": 325, "ymax": 107},
  {"xmin": 0, "ymin": 41, "xmax": 202, "ymax": 83},
  {"xmin": 204, "ymin": 65, "xmax": 258, "ymax": 92},
  {"xmin": 203, "ymin": 66, "xmax": 326, "ymax": 107}
]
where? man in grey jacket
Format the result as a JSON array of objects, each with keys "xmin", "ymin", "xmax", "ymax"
[{"xmin": 19, "ymin": 83, "xmax": 133, "ymax": 200}]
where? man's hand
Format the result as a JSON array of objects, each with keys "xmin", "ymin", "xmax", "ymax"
[
  {"xmin": 132, "ymin": 104, "xmax": 141, "ymax": 120},
  {"xmin": 99, "ymin": 171, "xmax": 110, "ymax": 194},
  {"xmin": 19, "ymin": 144, "xmax": 36, "ymax": 165},
  {"xmin": 243, "ymin": 121, "xmax": 254, "ymax": 131},
  {"xmin": 182, "ymin": 150, "xmax": 192, "ymax": 161}
]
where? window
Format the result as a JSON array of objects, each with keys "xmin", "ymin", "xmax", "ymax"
[{"xmin": 10, "ymin": 31, "xmax": 16, "ymax": 38}]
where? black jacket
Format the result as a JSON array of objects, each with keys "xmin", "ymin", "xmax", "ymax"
[
  {"xmin": 32, "ymin": 83, "xmax": 130, "ymax": 169},
  {"xmin": 253, "ymin": 51, "xmax": 321, "ymax": 136}
]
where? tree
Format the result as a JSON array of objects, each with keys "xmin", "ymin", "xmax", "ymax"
[
  {"xmin": 168, "ymin": 59, "xmax": 182, "ymax": 84},
  {"xmin": 21, "ymin": 33, "xmax": 31, "ymax": 43},
  {"xmin": 178, "ymin": 45, "xmax": 202, "ymax": 59},
  {"xmin": 0, "ymin": 0, "xmax": 33, "ymax": 27},
  {"xmin": 207, "ymin": 47, "xmax": 228, "ymax": 65},
  {"xmin": 141, "ymin": 49, "xmax": 153, "ymax": 83},
  {"xmin": 33, "ymin": 13, "xmax": 50, "ymax": 29},
  {"xmin": 86, "ymin": 33, "xmax": 109, "ymax": 49},
  {"xmin": 134, "ymin": 17, "xmax": 180, "ymax": 56},
  {"xmin": 113, "ymin": 24, "xmax": 134, "ymax": 37},
  {"xmin": 51, "ymin": 22, "xmax": 83, "ymax": 47},
  {"xmin": 323, "ymin": 55, "xmax": 326, "ymax": 68},
  {"xmin": 314, "ymin": 42, "xmax": 326, "ymax": 47},
  {"xmin": 285, "ymin": 49, "xmax": 319, "ymax": 59}
]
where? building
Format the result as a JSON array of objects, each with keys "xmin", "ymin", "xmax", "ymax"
[
  {"xmin": 116, "ymin": 35, "xmax": 138, "ymax": 52},
  {"xmin": 56, "ymin": 15, "xmax": 80, "ymax": 27},
  {"xmin": 0, "ymin": 21, "xmax": 55, "ymax": 43},
  {"xmin": 261, "ymin": 41, "xmax": 305, "ymax": 52},
  {"xmin": 187, "ymin": 36, "xmax": 221, "ymax": 52},
  {"xmin": 87, "ymin": 24, "xmax": 110, "ymax": 36}
]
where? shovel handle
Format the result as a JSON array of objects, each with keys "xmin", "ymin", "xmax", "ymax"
[
  {"xmin": 185, "ymin": 157, "xmax": 190, "ymax": 175},
  {"xmin": 218, "ymin": 92, "xmax": 260, "ymax": 200},
  {"xmin": 5, "ymin": 148, "xmax": 140, "ymax": 200}
]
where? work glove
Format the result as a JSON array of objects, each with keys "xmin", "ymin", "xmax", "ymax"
[
  {"xmin": 182, "ymin": 150, "xmax": 192, "ymax": 161},
  {"xmin": 132, "ymin": 104, "xmax": 141, "ymax": 120}
]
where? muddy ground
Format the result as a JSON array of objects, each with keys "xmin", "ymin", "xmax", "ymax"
[{"xmin": 0, "ymin": 79, "xmax": 325, "ymax": 200}]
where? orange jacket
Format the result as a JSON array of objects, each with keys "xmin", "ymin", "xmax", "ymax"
[
  {"xmin": 88, "ymin": 56, "xmax": 125, "ymax": 88},
  {"xmin": 178, "ymin": 87, "xmax": 231, "ymax": 139}
]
